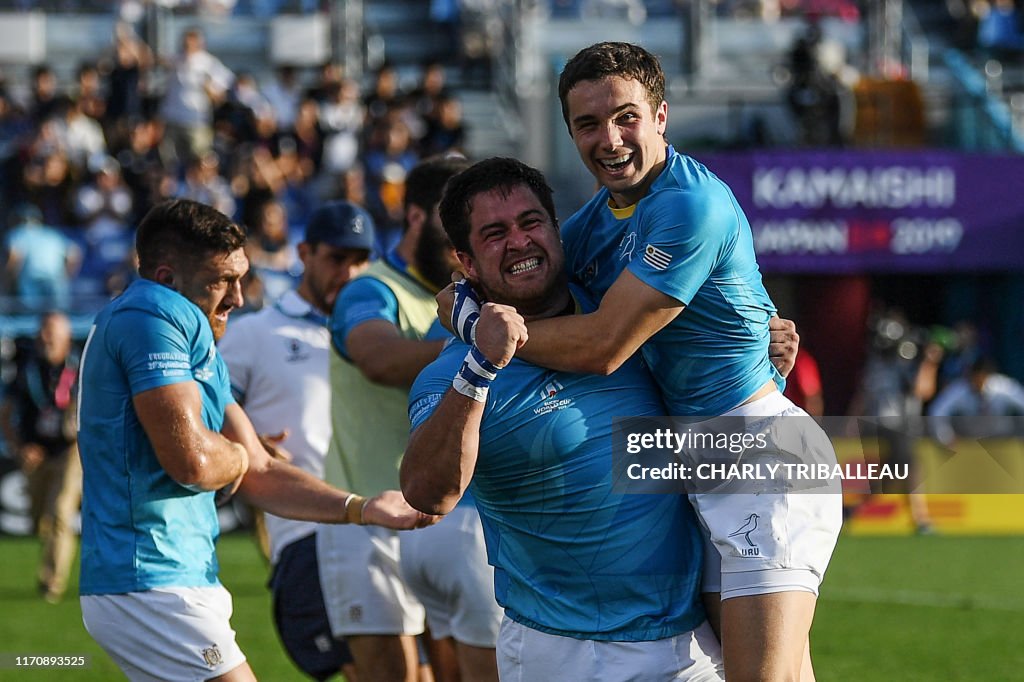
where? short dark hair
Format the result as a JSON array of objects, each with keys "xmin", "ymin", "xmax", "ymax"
[
  {"xmin": 404, "ymin": 154, "xmax": 472, "ymax": 218},
  {"xmin": 439, "ymin": 157, "xmax": 557, "ymax": 254},
  {"xmin": 557, "ymin": 42, "xmax": 666, "ymax": 129},
  {"xmin": 135, "ymin": 199, "xmax": 246, "ymax": 278}
]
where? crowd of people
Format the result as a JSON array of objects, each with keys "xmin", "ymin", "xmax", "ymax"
[{"xmin": 0, "ymin": 22, "xmax": 468, "ymax": 314}]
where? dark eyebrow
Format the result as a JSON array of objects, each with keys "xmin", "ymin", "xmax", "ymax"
[
  {"xmin": 570, "ymin": 102, "xmax": 640, "ymax": 128},
  {"xmin": 478, "ymin": 208, "xmax": 546, "ymax": 233}
]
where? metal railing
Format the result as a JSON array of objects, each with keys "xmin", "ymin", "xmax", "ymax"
[{"xmin": 943, "ymin": 48, "xmax": 1024, "ymax": 153}]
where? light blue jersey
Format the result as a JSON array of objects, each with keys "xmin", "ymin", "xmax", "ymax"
[
  {"xmin": 563, "ymin": 146, "xmax": 780, "ymax": 416},
  {"xmin": 78, "ymin": 279, "xmax": 233, "ymax": 595},
  {"xmin": 408, "ymin": 337, "xmax": 705, "ymax": 641}
]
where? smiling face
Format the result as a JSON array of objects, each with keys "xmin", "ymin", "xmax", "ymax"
[
  {"xmin": 174, "ymin": 248, "xmax": 249, "ymax": 340},
  {"xmin": 565, "ymin": 76, "xmax": 668, "ymax": 208},
  {"xmin": 459, "ymin": 185, "xmax": 569, "ymax": 319}
]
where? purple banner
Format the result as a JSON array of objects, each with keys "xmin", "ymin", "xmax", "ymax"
[{"xmin": 695, "ymin": 150, "xmax": 1024, "ymax": 273}]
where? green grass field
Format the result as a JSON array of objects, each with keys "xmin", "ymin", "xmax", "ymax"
[{"xmin": 0, "ymin": 532, "xmax": 1021, "ymax": 680}]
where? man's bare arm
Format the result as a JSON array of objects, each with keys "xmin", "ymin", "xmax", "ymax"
[
  {"xmin": 133, "ymin": 381, "xmax": 248, "ymax": 492},
  {"xmin": 401, "ymin": 390, "xmax": 484, "ymax": 516},
  {"xmin": 346, "ymin": 320, "xmax": 446, "ymax": 388},
  {"xmin": 223, "ymin": 403, "xmax": 435, "ymax": 529},
  {"xmin": 402, "ymin": 303, "xmax": 527, "ymax": 515}
]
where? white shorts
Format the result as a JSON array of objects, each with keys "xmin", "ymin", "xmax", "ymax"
[
  {"xmin": 81, "ymin": 585, "xmax": 247, "ymax": 681},
  {"xmin": 317, "ymin": 523, "xmax": 426, "ymax": 637},
  {"xmin": 399, "ymin": 503, "xmax": 503, "ymax": 648},
  {"xmin": 690, "ymin": 391, "xmax": 843, "ymax": 600},
  {"xmin": 496, "ymin": 616, "xmax": 724, "ymax": 681}
]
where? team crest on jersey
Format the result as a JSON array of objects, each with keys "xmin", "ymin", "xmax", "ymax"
[
  {"xmin": 618, "ymin": 232, "xmax": 638, "ymax": 261},
  {"xmin": 643, "ymin": 244, "xmax": 672, "ymax": 271},
  {"xmin": 540, "ymin": 379, "xmax": 564, "ymax": 399},
  {"xmin": 201, "ymin": 644, "xmax": 223, "ymax": 668},
  {"xmin": 285, "ymin": 338, "xmax": 309, "ymax": 362},
  {"xmin": 534, "ymin": 378, "xmax": 573, "ymax": 416}
]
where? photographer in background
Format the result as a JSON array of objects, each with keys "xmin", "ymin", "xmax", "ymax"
[
  {"xmin": 0, "ymin": 312, "xmax": 81, "ymax": 603},
  {"xmin": 851, "ymin": 307, "xmax": 948, "ymax": 534}
]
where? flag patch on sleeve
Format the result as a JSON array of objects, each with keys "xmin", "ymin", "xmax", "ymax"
[{"xmin": 643, "ymin": 245, "xmax": 672, "ymax": 270}]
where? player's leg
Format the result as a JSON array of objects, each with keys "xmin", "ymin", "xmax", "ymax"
[
  {"xmin": 317, "ymin": 524, "xmax": 426, "ymax": 682},
  {"xmin": 270, "ymin": 534, "xmax": 353, "ymax": 680},
  {"xmin": 400, "ymin": 505, "xmax": 501, "ymax": 682},
  {"xmin": 694, "ymin": 392, "xmax": 842, "ymax": 681},
  {"xmin": 424, "ymin": 635, "xmax": 460, "ymax": 682},
  {"xmin": 720, "ymin": 591, "xmax": 816, "ymax": 681},
  {"xmin": 346, "ymin": 634, "xmax": 421, "ymax": 682}
]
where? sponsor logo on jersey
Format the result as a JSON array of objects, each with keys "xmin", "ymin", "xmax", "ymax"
[
  {"xmin": 643, "ymin": 244, "xmax": 672, "ymax": 271},
  {"xmin": 534, "ymin": 379, "xmax": 573, "ymax": 415}
]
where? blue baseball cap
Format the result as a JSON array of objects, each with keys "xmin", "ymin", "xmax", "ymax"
[{"xmin": 304, "ymin": 201, "xmax": 376, "ymax": 252}]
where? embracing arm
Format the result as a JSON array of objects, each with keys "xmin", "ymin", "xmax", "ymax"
[
  {"xmin": 518, "ymin": 269, "xmax": 683, "ymax": 375},
  {"xmin": 133, "ymin": 381, "xmax": 248, "ymax": 492},
  {"xmin": 224, "ymin": 403, "xmax": 434, "ymax": 528}
]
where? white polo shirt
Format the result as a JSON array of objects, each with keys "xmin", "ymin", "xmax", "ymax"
[{"xmin": 219, "ymin": 290, "xmax": 332, "ymax": 564}]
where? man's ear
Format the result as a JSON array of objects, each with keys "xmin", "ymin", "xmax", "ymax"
[
  {"xmin": 456, "ymin": 250, "xmax": 478, "ymax": 282},
  {"xmin": 154, "ymin": 264, "xmax": 176, "ymax": 288},
  {"xmin": 406, "ymin": 204, "xmax": 426, "ymax": 239}
]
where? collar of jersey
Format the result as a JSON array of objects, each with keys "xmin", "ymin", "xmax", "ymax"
[
  {"xmin": 275, "ymin": 289, "xmax": 328, "ymax": 326},
  {"xmin": 383, "ymin": 249, "xmax": 439, "ymax": 294}
]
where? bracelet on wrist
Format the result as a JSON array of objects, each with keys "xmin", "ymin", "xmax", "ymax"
[{"xmin": 344, "ymin": 493, "xmax": 366, "ymax": 525}]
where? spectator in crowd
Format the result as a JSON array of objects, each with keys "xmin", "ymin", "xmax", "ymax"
[
  {"xmin": 158, "ymin": 26, "xmax": 234, "ymax": 170},
  {"xmin": 100, "ymin": 22, "xmax": 154, "ymax": 141},
  {"xmin": 74, "ymin": 153, "xmax": 134, "ymax": 244},
  {"xmin": 20, "ymin": 125, "xmax": 77, "ymax": 227},
  {"xmin": 421, "ymin": 93, "xmax": 467, "ymax": 157},
  {"xmin": 62, "ymin": 96, "xmax": 108, "ymax": 172},
  {"xmin": 4, "ymin": 203, "xmax": 81, "ymax": 312},
  {"xmin": 176, "ymin": 150, "xmax": 236, "ymax": 218},
  {"xmin": 29, "ymin": 65, "xmax": 60, "ymax": 126},
  {"xmin": 0, "ymin": 311, "xmax": 82, "ymax": 604},
  {"xmin": 976, "ymin": 0, "xmax": 1024, "ymax": 58},
  {"xmin": 319, "ymin": 77, "xmax": 365, "ymax": 179},
  {"xmin": 263, "ymin": 65, "xmax": 303, "ymax": 131},
  {"xmin": 75, "ymin": 61, "xmax": 107, "ymax": 123},
  {"xmin": 364, "ymin": 115, "xmax": 420, "ymax": 252}
]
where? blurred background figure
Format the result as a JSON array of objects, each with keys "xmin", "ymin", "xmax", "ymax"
[
  {"xmin": 0, "ymin": 311, "xmax": 81, "ymax": 603},
  {"xmin": 784, "ymin": 347, "xmax": 825, "ymax": 417},
  {"xmin": 928, "ymin": 356, "xmax": 1024, "ymax": 446},
  {"xmin": 3, "ymin": 204, "xmax": 81, "ymax": 313},
  {"xmin": 158, "ymin": 27, "xmax": 234, "ymax": 171},
  {"xmin": 851, "ymin": 307, "xmax": 946, "ymax": 533}
]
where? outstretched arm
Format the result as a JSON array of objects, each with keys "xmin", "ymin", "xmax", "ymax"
[{"xmin": 223, "ymin": 403, "xmax": 435, "ymax": 529}]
